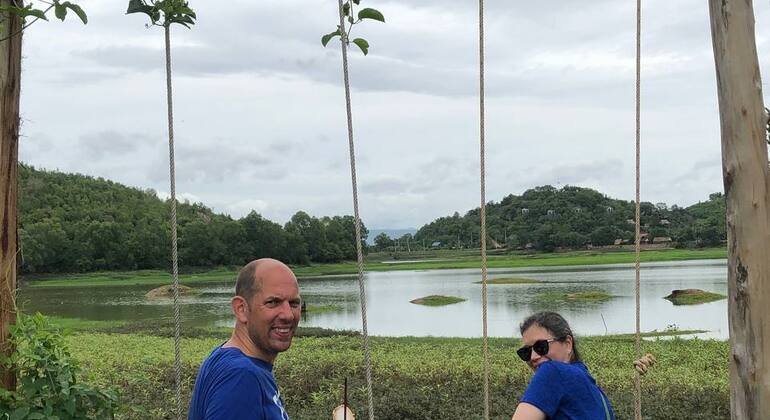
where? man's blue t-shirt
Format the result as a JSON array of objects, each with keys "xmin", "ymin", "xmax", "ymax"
[
  {"xmin": 521, "ymin": 361, "xmax": 615, "ymax": 420},
  {"xmin": 188, "ymin": 346, "xmax": 290, "ymax": 420}
]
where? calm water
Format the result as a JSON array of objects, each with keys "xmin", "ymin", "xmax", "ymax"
[{"xmin": 19, "ymin": 259, "xmax": 729, "ymax": 339}]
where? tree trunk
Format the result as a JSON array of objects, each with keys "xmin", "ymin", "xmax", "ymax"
[
  {"xmin": 708, "ymin": 0, "xmax": 770, "ymax": 418},
  {"xmin": 0, "ymin": 2, "xmax": 23, "ymax": 390}
]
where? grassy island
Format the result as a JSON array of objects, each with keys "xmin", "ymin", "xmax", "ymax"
[
  {"xmin": 665, "ymin": 289, "xmax": 727, "ymax": 305},
  {"xmin": 410, "ymin": 295, "xmax": 467, "ymax": 306},
  {"xmin": 537, "ymin": 290, "xmax": 612, "ymax": 302}
]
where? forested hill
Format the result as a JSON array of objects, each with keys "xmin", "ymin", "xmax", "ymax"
[
  {"xmin": 408, "ymin": 185, "xmax": 725, "ymax": 251},
  {"xmin": 18, "ymin": 164, "xmax": 366, "ymax": 273},
  {"xmin": 19, "ymin": 165, "xmax": 725, "ymax": 274}
]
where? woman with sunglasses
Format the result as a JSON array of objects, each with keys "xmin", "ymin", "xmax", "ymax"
[{"xmin": 511, "ymin": 312, "xmax": 615, "ymax": 420}]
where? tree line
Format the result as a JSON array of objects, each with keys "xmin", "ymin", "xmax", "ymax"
[
  {"xmin": 374, "ymin": 185, "xmax": 725, "ymax": 252},
  {"xmin": 19, "ymin": 165, "xmax": 725, "ymax": 273},
  {"xmin": 18, "ymin": 165, "xmax": 366, "ymax": 273}
]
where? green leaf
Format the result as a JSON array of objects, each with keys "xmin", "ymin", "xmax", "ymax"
[
  {"xmin": 54, "ymin": 2, "xmax": 67, "ymax": 21},
  {"xmin": 353, "ymin": 0, "xmax": 360, "ymax": 4},
  {"xmin": 342, "ymin": 2, "xmax": 350, "ymax": 16},
  {"xmin": 352, "ymin": 37, "xmax": 369, "ymax": 55},
  {"xmin": 25, "ymin": 8, "xmax": 48, "ymax": 21},
  {"xmin": 126, "ymin": 0, "xmax": 155, "ymax": 21},
  {"xmin": 358, "ymin": 7, "xmax": 384, "ymax": 23},
  {"xmin": 63, "ymin": 2, "xmax": 88, "ymax": 24},
  {"xmin": 321, "ymin": 29, "xmax": 341, "ymax": 47},
  {"xmin": 9, "ymin": 407, "xmax": 30, "ymax": 420}
]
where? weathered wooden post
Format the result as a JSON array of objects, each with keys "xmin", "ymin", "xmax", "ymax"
[
  {"xmin": 0, "ymin": 0, "xmax": 23, "ymax": 391},
  {"xmin": 708, "ymin": 0, "xmax": 770, "ymax": 418}
]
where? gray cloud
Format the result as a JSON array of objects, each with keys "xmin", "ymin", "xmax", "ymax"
[{"xmin": 78, "ymin": 130, "xmax": 152, "ymax": 160}]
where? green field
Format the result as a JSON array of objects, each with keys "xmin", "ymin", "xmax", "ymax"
[
  {"xmin": 24, "ymin": 248, "xmax": 727, "ymax": 288},
  {"xmin": 63, "ymin": 331, "xmax": 728, "ymax": 419}
]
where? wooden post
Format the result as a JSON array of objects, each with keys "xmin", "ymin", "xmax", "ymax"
[
  {"xmin": 708, "ymin": 0, "xmax": 770, "ymax": 418},
  {"xmin": 0, "ymin": 1, "xmax": 23, "ymax": 391}
]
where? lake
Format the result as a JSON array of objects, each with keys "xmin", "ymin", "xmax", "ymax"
[{"xmin": 18, "ymin": 259, "xmax": 729, "ymax": 339}]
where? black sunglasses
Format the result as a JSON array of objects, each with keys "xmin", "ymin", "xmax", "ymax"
[{"xmin": 516, "ymin": 338, "xmax": 560, "ymax": 362}]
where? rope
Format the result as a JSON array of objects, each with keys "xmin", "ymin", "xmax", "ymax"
[
  {"xmin": 477, "ymin": 0, "xmax": 490, "ymax": 418},
  {"xmin": 633, "ymin": 0, "xmax": 643, "ymax": 418},
  {"xmin": 164, "ymin": 24, "xmax": 183, "ymax": 420},
  {"xmin": 336, "ymin": 1, "xmax": 375, "ymax": 418}
]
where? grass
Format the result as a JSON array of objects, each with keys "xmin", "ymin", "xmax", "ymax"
[
  {"xmin": 304, "ymin": 304, "xmax": 344, "ymax": 314},
  {"xmin": 476, "ymin": 277, "xmax": 539, "ymax": 284},
  {"xmin": 23, "ymin": 247, "xmax": 727, "ymax": 288},
  {"xmin": 665, "ymin": 290, "xmax": 727, "ymax": 305},
  {"xmin": 537, "ymin": 290, "xmax": 612, "ymax": 302},
  {"xmin": 60, "ymin": 332, "xmax": 729, "ymax": 419},
  {"xmin": 409, "ymin": 295, "xmax": 466, "ymax": 306}
]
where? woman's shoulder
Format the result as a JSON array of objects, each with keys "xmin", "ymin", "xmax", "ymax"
[{"xmin": 537, "ymin": 360, "xmax": 590, "ymax": 378}]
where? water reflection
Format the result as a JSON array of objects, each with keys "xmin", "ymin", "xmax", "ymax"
[{"xmin": 19, "ymin": 259, "xmax": 729, "ymax": 339}]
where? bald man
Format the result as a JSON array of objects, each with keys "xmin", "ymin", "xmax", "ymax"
[{"xmin": 189, "ymin": 258, "xmax": 301, "ymax": 420}]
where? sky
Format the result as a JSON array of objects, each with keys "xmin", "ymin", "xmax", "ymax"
[{"xmin": 18, "ymin": 0, "xmax": 770, "ymax": 229}]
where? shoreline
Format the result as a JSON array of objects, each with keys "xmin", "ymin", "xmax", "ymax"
[{"xmin": 22, "ymin": 247, "xmax": 727, "ymax": 288}]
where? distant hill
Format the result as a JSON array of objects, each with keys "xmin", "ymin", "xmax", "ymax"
[
  {"xmin": 18, "ymin": 164, "xmax": 366, "ymax": 273},
  {"xmin": 17, "ymin": 165, "xmax": 725, "ymax": 273},
  {"xmin": 412, "ymin": 186, "xmax": 725, "ymax": 251}
]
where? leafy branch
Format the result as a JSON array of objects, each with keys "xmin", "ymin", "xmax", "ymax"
[
  {"xmin": 125, "ymin": 0, "xmax": 196, "ymax": 28},
  {"xmin": 0, "ymin": 0, "xmax": 87, "ymax": 42},
  {"xmin": 321, "ymin": 0, "xmax": 384, "ymax": 55}
]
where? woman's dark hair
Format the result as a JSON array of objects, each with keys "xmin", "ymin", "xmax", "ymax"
[{"xmin": 520, "ymin": 311, "xmax": 581, "ymax": 362}]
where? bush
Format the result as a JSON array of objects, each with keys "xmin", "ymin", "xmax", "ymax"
[{"xmin": 0, "ymin": 313, "xmax": 117, "ymax": 419}]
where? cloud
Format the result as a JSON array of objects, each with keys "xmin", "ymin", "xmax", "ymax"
[{"xmin": 78, "ymin": 130, "xmax": 152, "ymax": 160}]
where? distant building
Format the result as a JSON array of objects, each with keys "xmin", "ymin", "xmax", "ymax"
[
  {"xmin": 606, "ymin": 206, "xmax": 614, "ymax": 213},
  {"xmin": 431, "ymin": 241, "xmax": 442, "ymax": 248},
  {"xmin": 521, "ymin": 208, "xmax": 530, "ymax": 214},
  {"xmin": 547, "ymin": 209, "xmax": 555, "ymax": 216},
  {"xmin": 660, "ymin": 219, "xmax": 670, "ymax": 225},
  {"xmin": 653, "ymin": 236, "xmax": 673, "ymax": 244},
  {"xmin": 626, "ymin": 219, "xmax": 635, "ymax": 224}
]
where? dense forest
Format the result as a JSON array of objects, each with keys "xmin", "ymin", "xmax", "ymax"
[
  {"xmin": 19, "ymin": 164, "xmax": 366, "ymax": 273},
  {"xmin": 19, "ymin": 165, "xmax": 725, "ymax": 274},
  {"xmin": 401, "ymin": 185, "xmax": 725, "ymax": 252}
]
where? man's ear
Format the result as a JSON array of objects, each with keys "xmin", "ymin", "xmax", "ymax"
[{"xmin": 232, "ymin": 296, "xmax": 249, "ymax": 323}]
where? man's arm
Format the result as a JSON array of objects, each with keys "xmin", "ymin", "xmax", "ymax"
[{"xmin": 511, "ymin": 402, "xmax": 546, "ymax": 420}]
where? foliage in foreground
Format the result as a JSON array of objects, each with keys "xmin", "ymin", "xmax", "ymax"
[
  {"xmin": 63, "ymin": 333, "xmax": 729, "ymax": 419},
  {"xmin": 0, "ymin": 314, "xmax": 117, "ymax": 419}
]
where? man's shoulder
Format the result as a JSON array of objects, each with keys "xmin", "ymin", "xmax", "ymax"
[{"xmin": 202, "ymin": 347, "xmax": 273, "ymax": 382}]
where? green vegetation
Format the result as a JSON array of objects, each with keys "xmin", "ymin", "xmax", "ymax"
[
  {"xmin": 477, "ymin": 277, "xmax": 539, "ymax": 284},
  {"xmin": 410, "ymin": 295, "xmax": 466, "ymax": 306},
  {"xmin": 665, "ymin": 290, "xmax": 727, "ymax": 305},
  {"xmin": 19, "ymin": 164, "xmax": 367, "ymax": 274},
  {"xmin": 56, "ymin": 332, "xmax": 728, "ymax": 419},
  {"xmin": 536, "ymin": 290, "xmax": 612, "ymax": 302},
  {"xmin": 411, "ymin": 186, "xmax": 726, "ymax": 252},
  {"xmin": 0, "ymin": 314, "xmax": 117, "ymax": 419},
  {"xmin": 304, "ymin": 304, "xmax": 344, "ymax": 314},
  {"xmin": 19, "ymin": 166, "xmax": 728, "ymax": 283}
]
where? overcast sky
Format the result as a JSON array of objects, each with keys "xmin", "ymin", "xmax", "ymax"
[{"xmin": 18, "ymin": 0, "xmax": 770, "ymax": 229}]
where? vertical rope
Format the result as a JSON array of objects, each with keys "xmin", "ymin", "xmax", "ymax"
[
  {"xmin": 633, "ymin": 0, "xmax": 643, "ymax": 419},
  {"xmin": 164, "ymin": 24, "xmax": 183, "ymax": 420},
  {"xmin": 336, "ymin": 1, "xmax": 375, "ymax": 419},
  {"xmin": 478, "ymin": 0, "xmax": 490, "ymax": 419}
]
